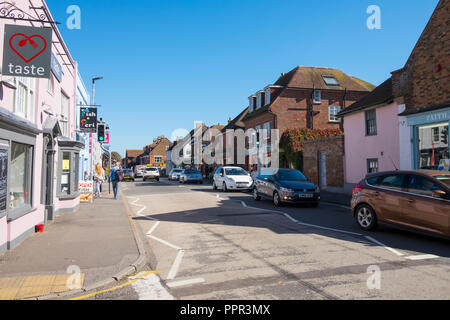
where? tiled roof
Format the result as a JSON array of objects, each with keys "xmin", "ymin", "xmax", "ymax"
[
  {"xmin": 338, "ymin": 78, "xmax": 393, "ymax": 116},
  {"xmin": 126, "ymin": 149, "xmax": 143, "ymax": 158},
  {"xmin": 275, "ymin": 66, "xmax": 376, "ymax": 92}
]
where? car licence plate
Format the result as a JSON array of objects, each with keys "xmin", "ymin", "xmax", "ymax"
[{"xmin": 299, "ymin": 194, "xmax": 314, "ymax": 198}]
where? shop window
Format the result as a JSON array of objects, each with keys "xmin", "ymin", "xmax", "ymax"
[
  {"xmin": 10, "ymin": 142, "xmax": 33, "ymax": 214},
  {"xmin": 58, "ymin": 149, "xmax": 80, "ymax": 199},
  {"xmin": 418, "ymin": 123, "xmax": 449, "ymax": 169}
]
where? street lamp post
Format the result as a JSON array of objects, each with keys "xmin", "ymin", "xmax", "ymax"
[{"xmin": 90, "ymin": 77, "xmax": 103, "ymax": 181}]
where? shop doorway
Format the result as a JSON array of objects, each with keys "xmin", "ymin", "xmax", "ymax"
[{"xmin": 417, "ymin": 122, "xmax": 449, "ymax": 170}]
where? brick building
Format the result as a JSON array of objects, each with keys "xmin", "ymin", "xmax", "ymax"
[
  {"xmin": 393, "ymin": 0, "xmax": 450, "ymax": 170},
  {"xmin": 124, "ymin": 149, "xmax": 143, "ymax": 168},
  {"xmin": 243, "ymin": 66, "xmax": 375, "ymax": 170}
]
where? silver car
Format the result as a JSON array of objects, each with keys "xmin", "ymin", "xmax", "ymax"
[
  {"xmin": 169, "ymin": 168, "xmax": 183, "ymax": 181},
  {"xmin": 180, "ymin": 169, "xmax": 203, "ymax": 184}
]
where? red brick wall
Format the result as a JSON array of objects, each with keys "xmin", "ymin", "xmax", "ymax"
[
  {"xmin": 392, "ymin": 0, "xmax": 449, "ymax": 110},
  {"xmin": 303, "ymin": 136, "xmax": 345, "ymax": 187}
]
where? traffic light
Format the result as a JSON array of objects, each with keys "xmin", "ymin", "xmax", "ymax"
[{"xmin": 98, "ymin": 124, "xmax": 105, "ymax": 143}]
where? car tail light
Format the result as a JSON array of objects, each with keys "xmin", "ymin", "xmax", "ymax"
[{"xmin": 353, "ymin": 183, "xmax": 364, "ymax": 195}]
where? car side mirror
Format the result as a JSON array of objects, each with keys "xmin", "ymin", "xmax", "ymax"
[{"xmin": 432, "ymin": 190, "xmax": 447, "ymax": 199}]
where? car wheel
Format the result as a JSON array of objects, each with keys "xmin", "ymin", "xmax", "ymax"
[
  {"xmin": 253, "ymin": 188, "xmax": 261, "ymax": 201},
  {"xmin": 273, "ymin": 191, "xmax": 283, "ymax": 207},
  {"xmin": 157, "ymin": 178, "xmax": 160, "ymax": 182},
  {"xmin": 223, "ymin": 182, "xmax": 228, "ymax": 192},
  {"xmin": 356, "ymin": 204, "xmax": 378, "ymax": 231},
  {"xmin": 213, "ymin": 181, "xmax": 217, "ymax": 190}
]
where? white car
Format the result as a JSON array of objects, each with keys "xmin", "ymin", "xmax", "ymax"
[
  {"xmin": 143, "ymin": 167, "xmax": 160, "ymax": 182},
  {"xmin": 213, "ymin": 167, "xmax": 253, "ymax": 192},
  {"xmin": 168, "ymin": 168, "xmax": 183, "ymax": 181}
]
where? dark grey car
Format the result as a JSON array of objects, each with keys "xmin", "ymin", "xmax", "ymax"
[{"xmin": 253, "ymin": 169, "xmax": 320, "ymax": 207}]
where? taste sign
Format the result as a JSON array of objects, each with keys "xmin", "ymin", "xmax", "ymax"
[{"xmin": 2, "ymin": 24, "xmax": 52, "ymax": 79}]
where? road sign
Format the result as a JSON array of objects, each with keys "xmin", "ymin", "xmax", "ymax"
[
  {"xmin": 2, "ymin": 24, "xmax": 52, "ymax": 78},
  {"xmin": 80, "ymin": 108, "xmax": 97, "ymax": 133}
]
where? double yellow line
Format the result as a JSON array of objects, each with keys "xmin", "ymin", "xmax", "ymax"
[{"xmin": 69, "ymin": 271, "xmax": 161, "ymax": 300}]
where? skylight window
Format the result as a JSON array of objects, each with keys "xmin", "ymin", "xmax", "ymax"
[{"xmin": 322, "ymin": 75, "xmax": 340, "ymax": 86}]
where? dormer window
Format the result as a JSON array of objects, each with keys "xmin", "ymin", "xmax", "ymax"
[
  {"xmin": 249, "ymin": 96, "xmax": 254, "ymax": 112},
  {"xmin": 265, "ymin": 88, "xmax": 271, "ymax": 106},
  {"xmin": 322, "ymin": 75, "xmax": 340, "ymax": 86},
  {"xmin": 256, "ymin": 94, "xmax": 262, "ymax": 109}
]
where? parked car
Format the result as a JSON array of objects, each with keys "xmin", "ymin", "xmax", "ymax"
[
  {"xmin": 143, "ymin": 167, "xmax": 160, "ymax": 182},
  {"xmin": 135, "ymin": 165, "xmax": 146, "ymax": 178},
  {"xmin": 213, "ymin": 167, "xmax": 253, "ymax": 192},
  {"xmin": 169, "ymin": 168, "xmax": 183, "ymax": 181},
  {"xmin": 351, "ymin": 170, "xmax": 450, "ymax": 238},
  {"xmin": 122, "ymin": 169, "xmax": 135, "ymax": 181},
  {"xmin": 253, "ymin": 168, "xmax": 320, "ymax": 207},
  {"xmin": 180, "ymin": 169, "xmax": 203, "ymax": 184}
]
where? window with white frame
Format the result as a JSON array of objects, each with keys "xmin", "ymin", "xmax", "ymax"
[
  {"xmin": 249, "ymin": 97, "xmax": 254, "ymax": 112},
  {"xmin": 13, "ymin": 77, "xmax": 35, "ymax": 122},
  {"xmin": 328, "ymin": 105, "xmax": 341, "ymax": 122},
  {"xmin": 60, "ymin": 92, "xmax": 70, "ymax": 137},
  {"xmin": 313, "ymin": 90, "xmax": 321, "ymax": 104},
  {"xmin": 47, "ymin": 75, "xmax": 54, "ymax": 95},
  {"xmin": 154, "ymin": 156, "xmax": 163, "ymax": 164},
  {"xmin": 265, "ymin": 88, "xmax": 271, "ymax": 106}
]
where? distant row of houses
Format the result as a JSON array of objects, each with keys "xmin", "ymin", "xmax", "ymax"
[
  {"xmin": 128, "ymin": 0, "xmax": 448, "ymax": 189},
  {"xmin": 166, "ymin": 0, "xmax": 449, "ymax": 188}
]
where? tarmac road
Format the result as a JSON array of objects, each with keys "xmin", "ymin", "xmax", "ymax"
[{"xmin": 67, "ymin": 178, "xmax": 450, "ymax": 300}]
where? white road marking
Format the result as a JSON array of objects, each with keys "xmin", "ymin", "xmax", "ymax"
[
  {"xmin": 167, "ymin": 278, "xmax": 205, "ymax": 288},
  {"xmin": 283, "ymin": 213, "xmax": 299, "ymax": 223},
  {"xmin": 148, "ymin": 235, "xmax": 182, "ymax": 250},
  {"xmin": 241, "ymin": 201, "xmax": 248, "ymax": 208},
  {"xmin": 405, "ymin": 254, "xmax": 439, "ymax": 261},
  {"xmin": 147, "ymin": 221, "xmax": 161, "ymax": 236},
  {"xmin": 167, "ymin": 250, "xmax": 185, "ymax": 280},
  {"xmin": 365, "ymin": 236, "xmax": 405, "ymax": 257},
  {"xmin": 297, "ymin": 221, "xmax": 362, "ymax": 236},
  {"xmin": 130, "ymin": 273, "xmax": 174, "ymax": 300}
]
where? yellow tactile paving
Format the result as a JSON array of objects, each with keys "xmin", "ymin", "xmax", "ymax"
[{"xmin": 0, "ymin": 273, "xmax": 85, "ymax": 300}]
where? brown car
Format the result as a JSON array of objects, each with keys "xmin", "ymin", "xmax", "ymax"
[{"xmin": 351, "ymin": 170, "xmax": 450, "ymax": 238}]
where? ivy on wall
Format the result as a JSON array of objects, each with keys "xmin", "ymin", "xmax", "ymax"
[{"xmin": 279, "ymin": 128, "xmax": 344, "ymax": 170}]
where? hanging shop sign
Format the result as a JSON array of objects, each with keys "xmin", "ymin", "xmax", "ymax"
[
  {"xmin": 0, "ymin": 149, "xmax": 8, "ymax": 213},
  {"xmin": 51, "ymin": 52, "xmax": 63, "ymax": 82},
  {"xmin": 80, "ymin": 108, "xmax": 97, "ymax": 133},
  {"xmin": 2, "ymin": 24, "xmax": 52, "ymax": 78}
]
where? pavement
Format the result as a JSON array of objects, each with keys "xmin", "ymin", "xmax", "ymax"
[{"xmin": 0, "ymin": 189, "xmax": 148, "ymax": 300}]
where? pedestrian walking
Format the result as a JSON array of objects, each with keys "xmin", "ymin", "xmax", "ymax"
[
  {"xmin": 93, "ymin": 163, "xmax": 105, "ymax": 198},
  {"xmin": 109, "ymin": 162, "xmax": 123, "ymax": 200}
]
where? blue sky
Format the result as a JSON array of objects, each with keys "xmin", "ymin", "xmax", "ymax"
[{"xmin": 46, "ymin": 0, "xmax": 439, "ymax": 157}]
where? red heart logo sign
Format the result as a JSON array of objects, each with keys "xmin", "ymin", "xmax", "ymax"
[{"xmin": 9, "ymin": 33, "xmax": 47, "ymax": 63}]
